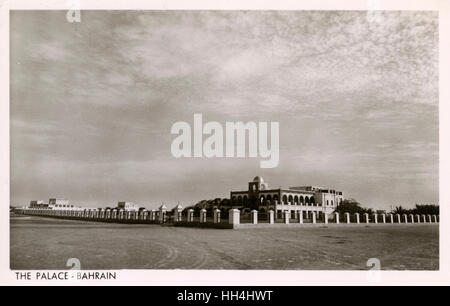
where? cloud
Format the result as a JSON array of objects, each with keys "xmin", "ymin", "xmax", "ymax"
[{"xmin": 10, "ymin": 11, "xmax": 439, "ymax": 209}]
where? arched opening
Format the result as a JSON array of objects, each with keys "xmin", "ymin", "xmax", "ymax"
[
  {"xmin": 273, "ymin": 194, "xmax": 279, "ymax": 203},
  {"xmin": 310, "ymin": 196, "xmax": 315, "ymax": 205},
  {"xmin": 282, "ymin": 195, "xmax": 287, "ymax": 204},
  {"xmin": 243, "ymin": 196, "xmax": 248, "ymax": 205},
  {"xmin": 288, "ymin": 195, "xmax": 293, "ymax": 205},
  {"xmin": 266, "ymin": 195, "xmax": 272, "ymax": 204},
  {"xmin": 305, "ymin": 197, "xmax": 310, "ymax": 205},
  {"xmin": 294, "ymin": 196, "xmax": 298, "ymax": 205},
  {"xmin": 300, "ymin": 196, "xmax": 304, "ymax": 205},
  {"xmin": 260, "ymin": 195, "xmax": 265, "ymax": 204},
  {"xmin": 238, "ymin": 196, "xmax": 242, "ymax": 205}
]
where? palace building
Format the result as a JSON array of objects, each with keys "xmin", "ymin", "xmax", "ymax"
[
  {"xmin": 230, "ymin": 176, "xmax": 344, "ymax": 220},
  {"xmin": 117, "ymin": 201, "xmax": 140, "ymax": 212}
]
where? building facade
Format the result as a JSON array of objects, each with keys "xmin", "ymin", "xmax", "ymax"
[
  {"xmin": 29, "ymin": 200, "xmax": 47, "ymax": 208},
  {"xmin": 117, "ymin": 201, "xmax": 139, "ymax": 211},
  {"xmin": 48, "ymin": 198, "xmax": 72, "ymax": 209},
  {"xmin": 230, "ymin": 176, "xmax": 344, "ymax": 219},
  {"xmin": 29, "ymin": 198, "xmax": 84, "ymax": 211}
]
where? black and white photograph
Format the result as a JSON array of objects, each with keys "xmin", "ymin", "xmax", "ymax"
[{"xmin": 2, "ymin": 0, "xmax": 449, "ymax": 287}]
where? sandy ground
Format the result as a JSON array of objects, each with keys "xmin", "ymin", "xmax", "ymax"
[{"xmin": 10, "ymin": 216, "xmax": 439, "ymax": 270}]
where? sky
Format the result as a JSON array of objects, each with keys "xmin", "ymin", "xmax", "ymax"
[{"xmin": 10, "ymin": 11, "xmax": 438, "ymax": 210}]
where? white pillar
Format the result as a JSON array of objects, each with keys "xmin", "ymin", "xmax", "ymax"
[
  {"xmin": 269, "ymin": 210, "xmax": 274, "ymax": 224},
  {"xmin": 390, "ymin": 214, "xmax": 394, "ymax": 223},
  {"xmin": 324, "ymin": 213, "xmax": 328, "ymax": 224},
  {"xmin": 416, "ymin": 214, "xmax": 420, "ymax": 223},
  {"xmin": 299, "ymin": 210, "xmax": 303, "ymax": 224},
  {"xmin": 158, "ymin": 211, "xmax": 165, "ymax": 223},
  {"xmin": 335, "ymin": 212, "xmax": 339, "ymax": 224},
  {"xmin": 312, "ymin": 211, "xmax": 316, "ymax": 224},
  {"xmin": 284, "ymin": 210, "xmax": 290, "ymax": 224},
  {"xmin": 403, "ymin": 214, "xmax": 408, "ymax": 223},
  {"xmin": 373, "ymin": 213, "xmax": 378, "ymax": 224},
  {"xmin": 355, "ymin": 213, "xmax": 360, "ymax": 224},
  {"xmin": 382, "ymin": 214, "xmax": 386, "ymax": 224},
  {"xmin": 200, "ymin": 209, "xmax": 207, "ymax": 223},
  {"xmin": 173, "ymin": 206, "xmax": 183, "ymax": 222},
  {"xmin": 397, "ymin": 214, "xmax": 401, "ymax": 223},
  {"xmin": 345, "ymin": 212, "xmax": 350, "ymax": 224},
  {"xmin": 213, "ymin": 209, "xmax": 221, "ymax": 223},
  {"xmin": 251, "ymin": 210, "xmax": 258, "ymax": 224},
  {"xmin": 433, "ymin": 215, "xmax": 437, "ymax": 223},
  {"xmin": 410, "ymin": 214, "xmax": 414, "ymax": 223},
  {"xmin": 427, "ymin": 215, "xmax": 432, "ymax": 223},
  {"xmin": 422, "ymin": 214, "xmax": 426, "ymax": 223},
  {"xmin": 364, "ymin": 213, "xmax": 369, "ymax": 224},
  {"xmin": 187, "ymin": 209, "xmax": 194, "ymax": 222},
  {"xmin": 229, "ymin": 209, "xmax": 240, "ymax": 225}
]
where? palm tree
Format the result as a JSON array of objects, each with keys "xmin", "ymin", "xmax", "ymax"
[{"xmin": 391, "ymin": 206, "xmax": 409, "ymax": 215}]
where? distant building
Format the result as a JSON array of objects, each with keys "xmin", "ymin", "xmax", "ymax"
[
  {"xmin": 48, "ymin": 198, "xmax": 74, "ymax": 210},
  {"xmin": 29, "ymin": 200, "xmax": 48, "ymax": 208},
  {"xmin": 117, "ymin": 201, "xmax": 139, "ymax": 211},
  {"xmin": 230, "ymin": 176, "xmax": 344, "ymax": 219}
]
